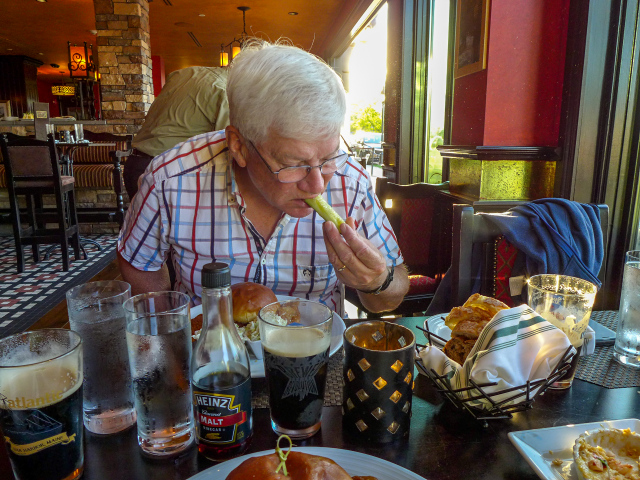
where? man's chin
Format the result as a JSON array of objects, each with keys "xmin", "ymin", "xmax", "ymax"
[{"xmin": 284, "ymin": 204, "xmax": 315, "ymax": 219}]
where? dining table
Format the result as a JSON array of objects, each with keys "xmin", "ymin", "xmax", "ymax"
[{"xmin": 1, "ymin": 313, "xmax": 636, "ymax": 480}]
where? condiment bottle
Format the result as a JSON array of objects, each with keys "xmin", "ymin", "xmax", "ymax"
[{"xmin": 192, "ymin": 262, "xmax": 253, "ymax": 461}]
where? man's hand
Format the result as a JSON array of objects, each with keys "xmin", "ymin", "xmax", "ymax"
[{"xmin": 322, "ymin": 218, "xmax": 409, "ymax": 313}]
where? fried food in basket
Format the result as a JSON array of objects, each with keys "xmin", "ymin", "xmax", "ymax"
[
  {"xmin": 444, "ymin": 293, "xmax": 508, "ymax": 330},
  {"xmin": 442, "ymin": 294, "xmax": 509, "ymax": 365}
]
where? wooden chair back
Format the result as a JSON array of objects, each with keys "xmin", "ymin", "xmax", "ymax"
[
  {"xmin": 450, "ymin": 203, "xmax": 610, "ymax": 307},
  {"xmin": 375, "ymin": 178, "xmax": 453, "ymax": 280}
]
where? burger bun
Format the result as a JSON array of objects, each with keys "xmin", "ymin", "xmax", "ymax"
[{"xmin": 231, "ymin": 282, "xmax": 277, "ymax": 325}]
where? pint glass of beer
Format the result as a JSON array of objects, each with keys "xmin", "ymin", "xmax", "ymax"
[
  {"xmin": 259, "ymin": 300, "xmax": 333, "ymax": 439},
  {"xmin": 0, "ymin": 329, "xmax": 84, "ymax": 480}
]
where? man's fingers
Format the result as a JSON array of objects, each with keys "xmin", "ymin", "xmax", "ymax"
[{"xmin": 339, "ymin": 222, "xmax": 385, "ymax": 269}]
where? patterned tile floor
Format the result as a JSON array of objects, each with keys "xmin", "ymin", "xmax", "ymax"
[{"xmin": 0, "ymin": 234, "xmax": 117, "ymax": 337}]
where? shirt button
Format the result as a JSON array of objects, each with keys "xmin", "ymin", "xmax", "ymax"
[{"xmin": 261, "ymin": 258, "xmax": 266, "ymax": 265}]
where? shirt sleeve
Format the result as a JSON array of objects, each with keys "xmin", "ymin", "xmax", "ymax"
[
  {"xmin": 117, "ymin": 167, "xmax": 169, "ymax": 271},
  {"xmin": 356, "ymin": 177, "xmax": 405, "ymax": 268}
]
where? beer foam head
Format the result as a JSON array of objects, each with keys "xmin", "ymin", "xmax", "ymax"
[
  {"xmin": 263, "ymin": 327, "xmax": 331, "ymax": 357},
  {"xmin": 0, "ymin": 331, "xmax": 82, "ymax": 409}
]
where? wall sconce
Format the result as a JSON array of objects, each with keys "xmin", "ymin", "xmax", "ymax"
[{"xmin": 68, "ymin": 41, "xmax": 95, "ymax": 78}]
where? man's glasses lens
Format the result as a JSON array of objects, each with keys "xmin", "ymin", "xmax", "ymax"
[{"xmin": 277, "ymin": 153, "xmax": 349, "ymax": 183}]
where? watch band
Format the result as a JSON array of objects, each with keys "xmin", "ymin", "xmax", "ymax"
[{"xmin": 358, "ymin": 267, "xmax": 394, "ymax": 295}]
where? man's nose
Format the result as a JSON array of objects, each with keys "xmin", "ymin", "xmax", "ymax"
[{"xmin": 299, "ymin": 166, "xmax": 326, "ymax": 194}]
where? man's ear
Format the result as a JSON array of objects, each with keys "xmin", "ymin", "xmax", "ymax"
[{"xmin": 225, "ymin": 126, "xmax": 249, "ymax": 168}]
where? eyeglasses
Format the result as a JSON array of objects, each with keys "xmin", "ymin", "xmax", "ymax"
[{"xmin": 247, "ymin": 140, "xmax": 349, "ymax": 183}]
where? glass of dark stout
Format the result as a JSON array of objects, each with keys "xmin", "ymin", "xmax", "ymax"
[
  {"xmin": 258, "ymin": 300, "xmax": 333, "ymax": 439},
  {"xmin": 0, "ymin": 329, "xmax": 84, "ymax": 480}
]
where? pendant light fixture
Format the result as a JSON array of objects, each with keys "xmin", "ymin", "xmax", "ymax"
[{"xmin": 220, "ymin": 6, "xmax": 250, "ymax": 67}]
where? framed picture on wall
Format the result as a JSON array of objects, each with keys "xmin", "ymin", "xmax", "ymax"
[
  {"xmin": 0, "ymin": 100, "xmax": 11, "ymax": 119},
  {"xmin": 454, "ymin": 0, "xmax": 490, "ymax": 78}
]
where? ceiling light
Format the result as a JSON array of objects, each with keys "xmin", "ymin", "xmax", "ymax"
[
  {"xmin": 198, "ymin": 13, "xmax": 205, "ymax": 17},
  {"xmin": 288, "ymin": 12, "xmax": 298, "ymax": 15},
  {"xmin": 36, "ymin": 0, "xmax": 47, "ymax": 3},
  {"xmin": 38, "ymin": 53, "xmax": 44, "ymax": 55},
  {"xmin": 7, "ymin": 48, "xmax": 13, "ymax": 51},
  {"xmin": 220, "ymin": 6, "xmax": 251, "ymax": 67}
]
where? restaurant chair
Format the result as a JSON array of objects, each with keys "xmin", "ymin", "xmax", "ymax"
[
  {"xmin": 71, "ymin": 131, "xmax": 133, "ymax": 227},
  {"xmin": 345, "ymin": 178, "xmax": 454, "ymax": 318},
  {"xmin": 0, "ymin": 133, "xmax": 81, "ymax": 273},
  {"xmin": 450, "ymin": 202, "xmax": 609, "ymax": 308}
]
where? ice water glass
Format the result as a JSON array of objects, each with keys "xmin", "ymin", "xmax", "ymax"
[
  {"xmin": 67, "ymin": 281, "xmax": 136, "ymax": 434},
  {"xmin": 613, "ymin": 251, "xmax": 640, "ymax": 367},
  {"xmin": 124, "ymin": 291, "xmax": 195, "ymax": 456},
  {"xmin": 74, "ymin": 123, "xmax": 84, "ymax": 142}
]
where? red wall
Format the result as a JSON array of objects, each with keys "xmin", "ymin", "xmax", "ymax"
[
  {"xmin": 451, "ymin": 0, "xmax": 570, "ymax": 147},
  {"xmin": 37, "ymin": 80, "xmax": 60, "ymax": 117},
  {"xmin": 451, "ymin": 71, "xmax": 487, "ymax": 145},
  {"xmin": 152, "ymin": 55, "xmax": 165, "ymax": 97}
]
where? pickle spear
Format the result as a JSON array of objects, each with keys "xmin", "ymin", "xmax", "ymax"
[{"xmin": 305, "ymin": 195, "xmax": 345, "ymax": 228}]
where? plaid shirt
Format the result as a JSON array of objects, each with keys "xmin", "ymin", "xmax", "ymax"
[{"xmin": 118, "ymin": 130, "xmax": 403, "ymax": 312}]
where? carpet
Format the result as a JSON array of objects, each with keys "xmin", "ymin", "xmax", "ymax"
[{"xmin": 0, "ymin": 234, "xmax": 118, "ymax": 338}]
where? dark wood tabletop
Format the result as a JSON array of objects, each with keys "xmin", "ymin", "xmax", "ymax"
[{"xmin": 2, "ymin": 315, "xmax": 635, "ymax": 480}]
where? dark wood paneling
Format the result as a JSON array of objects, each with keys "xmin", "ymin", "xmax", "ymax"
[{"xmin": 0, "ymin": 55, "xmax": 43, "ymax": 118}]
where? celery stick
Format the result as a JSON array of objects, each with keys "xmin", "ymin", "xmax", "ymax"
[{"xmin": 305, "ymin": 195, "xmax": 345, "ymax": 228}]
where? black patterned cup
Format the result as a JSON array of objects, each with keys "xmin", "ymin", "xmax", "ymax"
[{"xmin": 342, "ymin": 321, "xmax": 415, "ymax": 443}]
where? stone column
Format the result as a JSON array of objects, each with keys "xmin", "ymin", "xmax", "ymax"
[{"xmin": 93, "ymin": 0, "xmax": 153, "ymax": 134}]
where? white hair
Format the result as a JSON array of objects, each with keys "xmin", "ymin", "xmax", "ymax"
[{"xmin": 226, "ymin": 39, "xmax": 347, "ymax": 145}]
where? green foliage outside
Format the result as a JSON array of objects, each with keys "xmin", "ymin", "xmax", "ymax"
[
  {"xmin": 350, "ymin": 105, "xmax": 382, "ymax": 133},
  {"xmin": 427, "ymin": 126, "xmax": 444, "ymax": 183}
]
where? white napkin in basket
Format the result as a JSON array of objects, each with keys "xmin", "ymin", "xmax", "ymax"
[{"xmin": 419, "ymin": 304, "xmax": 576, "ymax": 409}]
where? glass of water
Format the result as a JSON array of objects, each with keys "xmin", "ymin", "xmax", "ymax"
[
  {"xmin": 66, "ymin": 280, "xmax": 136, "ymax": 435},
  {"xmin": 613, "ymin": 251, "xmax": 640, "ymax": 367},
  {"xmin": 124, "ymin": 291, "xmax": 194, "ymax": 456}
]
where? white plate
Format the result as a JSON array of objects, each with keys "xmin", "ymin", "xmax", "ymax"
[
  {"xmin": 508, "ymin": 418, "xmax": 640, "ymax": 479},
  {"xmin": 191, "ymin": 295, "xmax": 346, "ymax": 379},
  {"xmin": 187, "ymin": 446, "xmax": 426, "ymax": 479},
  {"xmin": 423, "ymin": 314, "xmax": 450, "ymax": 346}
]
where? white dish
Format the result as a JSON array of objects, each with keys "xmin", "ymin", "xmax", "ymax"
[
  {"xmin": 508, "ymin": 418, "xmax": 640, "ymax": 479},
  {"xmin": 423, "ymin": 314, "xmax": 450, "ymax": 346},
  {"xmin": 1, "ymin": 116, "xmax": 19, "ymax": 121},
  {"xmin": 191, "ymin": 295, "xmax": 345, "ymax": 378},
  {"xmin": 187, "ymin": 446, "xmax": 426, "ymax": 480}
]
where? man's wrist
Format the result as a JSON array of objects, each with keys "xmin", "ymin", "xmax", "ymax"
[{"xmin": 358, "ymin": 267, "xmax": 394, "ymax": 295}]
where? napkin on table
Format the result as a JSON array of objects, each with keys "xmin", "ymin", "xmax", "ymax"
[{"xmin": 419, "ymin": 304, "xmax": 576, "ymax": 409}]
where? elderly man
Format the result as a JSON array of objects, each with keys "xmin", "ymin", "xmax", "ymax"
[{"xmin": 117, "ymin": 40, "xmax": 408, "ymax": 313}]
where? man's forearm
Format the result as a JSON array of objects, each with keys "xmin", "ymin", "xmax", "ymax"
[
  {"xmin": 117, "ymin": 251, "xmax": 171, "ymax": 296},
  {"xmin": 357, "ymin": 265, "xmax": 409, "ymax": 313}
]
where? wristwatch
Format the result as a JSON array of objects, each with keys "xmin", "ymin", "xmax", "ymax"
[{"xmin": 359, "ymin": 267, "xmax": 394, "ymax": 295}]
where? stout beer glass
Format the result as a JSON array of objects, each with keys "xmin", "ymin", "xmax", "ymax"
[
  {"xmin": 259, "ymin": 300, "xmax": 333, "ymax": 439},
  {"xmin": 0, "ymin": 329, "xmax": 84, "ymax": 480}
]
